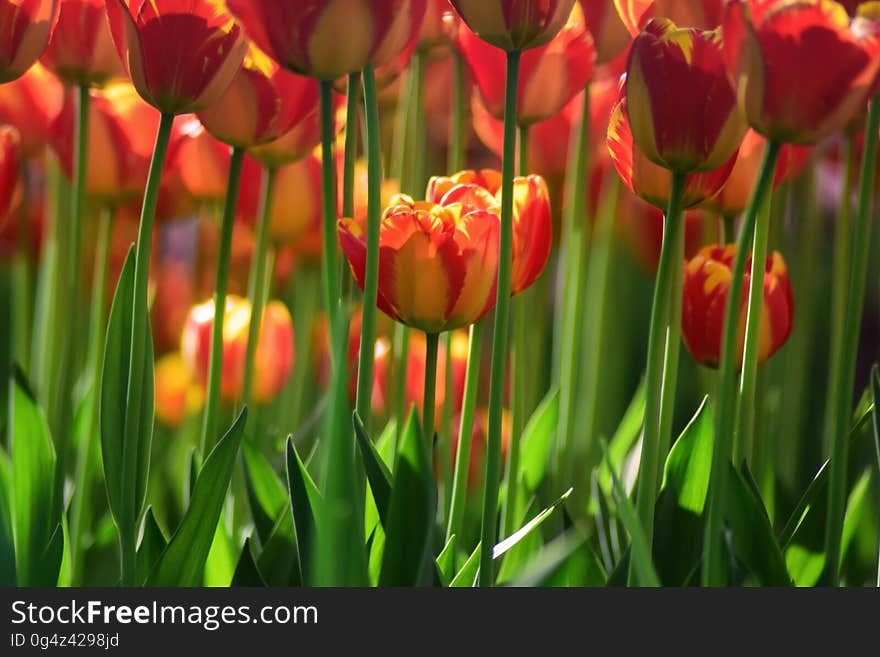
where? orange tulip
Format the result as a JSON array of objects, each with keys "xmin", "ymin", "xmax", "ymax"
[
  {"xmin": 682, "ymin": 244, "xmax": 794, "ymax": 368},
  {"xmin": 197, "ymin": 44, "xmax": 320, "ymax": 148},
  {"xmin": 581, "ymin": 0, "xmax": 631, "ymax": 64},
  {"xmin": 607, "ymin": 90, "xmax": 737, "ymax": 210},
  {"xmin": 338, "ymin": 194, "xmax": 500, "ymax": 333},
  {"xmin": 106, "ymin": 0, "xmax": 247, "ymax": 114},
  {"xmin": 181, "ymin": 294, "xmax": 295, "ymax": 404},
  {"xmin": 50, "ymin": 82, "xmax": 159, "ymax": 199},
  {"xmin": 614, "ymin": 0, "xmax": 724, "ymax": 36},
  {"xmin": 0, "ymin": 62, "xmax": 64, "ymax": 156},
  {"xmin": 228, "ymin": 0, "xmax": 427, "ymax": 80},
  {"xmin": 449, "ymin": 0, "xmax": 576, "ymax": 51},
  {"xmin": 0, "ymin": 0, "xmax": 59, "ymax": 83},
  {"xmin": 0, "ymin": 125, "xmax": 21, "ymax": 230},
  {"xmin": 266, "ymin": 152, "xmax": 323, "ymax": 252},
  {"xmin": 41, "ymin": 0, "xmax": 124, "ymax": 86},
  {"xmin": 722, "ymin": 0, "xmax": 880, "ymax": 144},
  {"xmin": 154, "ymin": 352, "xmax": 204, "ymax": 427},
  {"xmin": 457, "ymin": 3, "xmax": 595, "ymax": 125}
]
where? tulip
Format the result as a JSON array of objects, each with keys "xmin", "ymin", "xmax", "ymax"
[
  {"xmin": 41, "ymin": 0, "xmax": 123, "ymax": 86},
  {"xmin": 0, "ymin": 62, "xmax": 64, "ymax": 156},
  {"xmin": 338, "ymin": 194, "xmax": 500, "ymax": 334},
  {"xmin": 626, "ymin": 19, "xmax": 744, "ymax": 173},
  {"xmin": 581, "ymin": 0, "xmax": 631, "ymax": 64},
  {"xmin": 722, "ymin": 0, "xmax": 880, "ymax": 145},
  {"xmin": 106, "ymin": 0, "xmax": 247, "ymax": 115},
  {"xmin": 0, "ymin": 0, "xmax": 59, "ymax": 83},
  {"xmin": 181, "ymin": 295, "xmax": 295, "ymax": 404},
  {"xmin": 265, "ymin": 152, "xmax": 323, "ymax": 251},
  {"xmin": 449, "ymin": 0, "xmax": 576, "ymax": 51},
  {"xmin": 151, "ymin": 258, "xmax": 196, "ymax": 354},
  {"xmin": 617, "ymin": 193, "xmax": 703, "ymax": 275},
  {"xmin": 0, "ymin": 125, "xmax": 21, "ymax": 229},
  {"xmin": 249, "ymin": 114, "xmax": 322, "ymax": 169},
  {"xmin": 614, "ymin": 0, "xmax": 724, "ymax": 36},
  {"xmin": 154, "ymin": 352, "xmax": 204, "ymax": 427},
  {"xmin": 457, "ymin": 4, "xmax": 595, "ymax": 125},
  {"xmin": 607, "ymin": 93, "xmax": 738, "ymax": 209},
  {"xmin": 197, "ymin": 44, "xmax": 320, "ymax": 149},
  {"xmin": 682, "ymin": 244, "xmax": 794, "ymax": 368},
  {"xmin": 417, "ymin": 0, "xmax": 457, "ymax": 55}
]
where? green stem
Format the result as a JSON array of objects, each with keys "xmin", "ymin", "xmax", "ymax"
[
  {"xmin": 439, "ymin": 330, "xmax": 455, "ymax": 517},
  {"xmin": 479, "ymin": 50, "xmax": 520, "ymax": 587},
  {"xmin": 392, "ymin": 324, "xmax": 411, "ymax": 460},
  {"xmin": 722, "ymin": 214, "xmax": 737, "ymax": 244},
  {"xmin": 200, "ymin": 146, "xmax": 245, "ymax": 455},
  {"xmin": 627, "ymin": 172, "xmax": 686, "ymax": 586},
  {"xmin": 120, "ymin": 112, "xmax": 174, "ymax": 587},
  {"xmin": 422, "ymin": 333, "xmax": 440, "ymax": 442},
  {"xmin": 448, "ymin": 51, "xmax": 467, "ymax": 173},
  {"xmin": 702, "ymin": 141, "xmax": 781, "ymax": 587},
  {"xmin": 320, "ymin": 79, "xmax": 342, "ymax": 335},
  {"xmin": 343, "ymin": 72, "xmax": 361, "ymax": 219},
  {"xmin": 658, "ymin": 203, "xmax": 685, "ymax": 464},
  {"xmin": 241, "ymin": 166, "xmax": 278, "ymax": 413},
  {"xmin": 824, "ymin": 95, "xmax": 880, "ymax": 586},
  {"xmin": 354, "ymin": 64, "xmax": 383, "ymax": 432}
]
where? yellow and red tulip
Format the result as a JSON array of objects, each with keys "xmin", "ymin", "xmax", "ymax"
[
  {"xmin": 154, "ymin": 351, "xmax": 204, "ymax": 427},
  {"xmin": 106, "ymin": 0, "xmax": 247, "ymax": 114},
  {"xmin": 0, "ymin": 125, "xmax": 21, "ymax": 230},
  {"xmin": 449, "ymin": 0, "xmax": 576, "ymax": 51},
  {"xmin": 0, "ymin": 63, "xmax": 63, "ymax": 156},
  {"xmin": 614, "ymin": 0, "xmax": 724, "ymax": 36},
  {"xmin": 0, "ymin": 0, "xmax": 59, "ymax": 83},
  {"xmin": 626, "ymin": 18, "xmax": 745, "ymax": 173},
  {"xmin": 581, "ymin": 0, "xmax": 631, "ymax": 65},
  {"xmin": 457, "ymin": 3, "xmax": 595, "ymax": 125},
  {"xmin": 682, "ymin": 244, "xmax": 794, "ymax": 368},
  {"xmin": 722, "ymin": 0, "xmax": 880, "ymax": 145},
  {"xmin": 617, "ymin": 192, "xmax": 704, "ymax": 274},
  {"xmin": 41, "ymin": 0, "xmax": 124, "ymax": 86}
]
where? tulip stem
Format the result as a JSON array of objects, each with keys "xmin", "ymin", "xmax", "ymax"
[
  {"xmin": 447, "ymin": 321, "xmax": 483, "ymax": 543},
  {"xmin": 241, "ymin": 166, "xmax": 278, "ymax": 414},
  {"xmin": 200, "ymin": 146, "xmax": 245, "ymax": 456},
  {"xmin": 354, "ymin": 64, "xmax": 383, "ymax": 433},
  {"xmin": 722, "ymin": 214, "xmax": 736, "ymax": 244},
  {"xmin": 824, "ymin": 94, "xmax": 880, "ymax": 586},
  {"xmin": 392, "ymin": 324, "xmax": 411, "ymax": 458},
  {"xmin": 479, "ymin": 49, "xmax": 520, "ymax": 587},
  {"xmin": 319, "ymin": 79, "xmax": 342, "ymax": 335},
  {"xmin": 423, "ymin": 333, "xmax": 440, "ymax": 443},
  {"xmin": 627, "ymin": 171, "xmax": 686, "ymax": 586},
  {"xmin": 448, "ymin": 50, "xmax": 467, "ymax": 173},
  {"xmin": 343, "ymin": 72, "xmax": 361, "ymax": 219},
  {"xmin": 701, "ymin": 140, "xmax": 780, "ymax": 587},
  {"xmin": 120, "ymin": 112, "xmax": 174, "ymax": 587}
]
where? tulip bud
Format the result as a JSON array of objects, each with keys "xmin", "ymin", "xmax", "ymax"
[
  {"xmin": 0, "ymin": 63, "xmax": 64, "ymax": 156},
  {"xmin": 682, "ymin": 244, "xmax": 794, "ymax": 368},
  {"xmin": 0, "ymin": 0, "xmax": 59, "ymax": 83},
  {"xmin": 154, "ymin": 352, "xmax": 205, "ymax": 428},
  {"xmin": 449, "ymin": 0, "xmax": 576, "ymax": 51},
  {"xmin": 0, "ymin": 126, "xmax": 22, "ymax": 230},
  {"xmin": 106, "ymin": 0, "xmax": 247, "ymax": 115},
  {"xmin": 41, "ymin": 0, "xmax": 124, "ymax": 86}
]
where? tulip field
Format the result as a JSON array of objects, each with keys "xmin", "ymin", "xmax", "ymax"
[{"xmin": 1, "ymin": 0, "xmax": 880, "ymax": 592}]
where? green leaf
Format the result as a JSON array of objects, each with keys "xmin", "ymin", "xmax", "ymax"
[
  {"xmin": 136, "ymin": 507, "xmax": 167, "ymax": 586},
  {"xmin": 256, "ymin": 506, "xmax": 301, "ymax": 586},
  {"xmin": 0, "ymin": 446, "xmax": 15, "ymax": 586},
  {"xmin": 354, "ymin": 411, "xmax": 393, "ymax": 528},
  {"xmin": 379, "ymin": 410, "xmax": 436, "ymax": 586},
  {"xmin": 243, "ymin": 443, "xmax": 288, "ymax": 544},
  {"xmin": 147, "ymin": 409, "xmax": 247, "ymax": 586},
  {"xmin": 871, "ymin": 365, "xmax": 880, "ymax": 478},
  {"xmin": 435, "ymin": 534, "xmax": 457, "ymax": 586},
  {"xmin": 231, "ymin": 537, "xmax": 266, "ymax": 587},
  {"xmin": 509, "ymin": 533, "xmax": 606, "ymax": 587},
  {"xmin": 285, "ymin": 436, "xmax": 320, "ymax": 581},
  {"xmin": 204, "ymin": 516, "xmax": 236, "ymax": 587},
  {"xmin": 449, "ymin": 543, "xmax": 480, "ymax": 587},
  {"xmin": 494, "ymin": 489, "xmax": 572, "ymax": 561},
  {"xmin": 9, "ymin": 369, "xmax": 59, "ymax": 586},
  {"xmin": 519, "ymin": 390, "xmax": 559, "ymax": 491},
  {"xmin": 840, "ymin": 469, "xmax": 871, "ymax": 570},
  {"xmin": 596, "ymin": 379, "xmax": 646, "ymax": 498}
]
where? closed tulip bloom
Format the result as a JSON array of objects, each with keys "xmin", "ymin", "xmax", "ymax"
[
  {"xmin": 614, "ymin": 0, "xmax": 724, "ymax": 36},
  {"xmin": 0, "ymin": 125, "xmax": 21, "ymax": 228},
  {"xmin": 581, "ymin": 0, "xmax": 631, "ymax": 64},
  {"xmin": 41, "ymin": 0, "xmax": 124, "ymax": 86},
  {"xmin": 682, "ymin": 244, "xmax": 794, "ymax": 368},
  {"xmin": 723, "ymin": 0, "xmax": 880, "ymax": 145},
  {"xmin": 249, "ymin": 113, "xmax": 321, "ymax": 168},
  {"xmin": 457, "ymin": 3, "xmax": 595, "ymax": 125},
  {"xmin": 0, "ymin": 63, "xmax": 64, "ymax": 156},
  {"xmin": 449, "ymin": 0, "xmax": 576, "ymax": 51},
  {"xmin": 626, "ymin": 19, "xmax": 744, "ymax": 173},
  {"xmin": 181, "ymin": 294, "xmax": 295, "ymax": 404},
  {"xmin": 338, "ymin": 194, "xmax": 500, "ymax": 333},
  {"xmin": 267, "ymin": 153, "xmax": 323, "ymax": 251},
  {"xmin": 198, "ymin": 45, "xmax": 320, "ymax": 148},
  {"xmin": 607, "ymin": 92, "xmax": 737, "ymax": 209},
  {"xmin": 228, "ymin": 0, "xmax": 427, "ymax": 80},
  {"xmin": 154, "ymin": 351, "xmax": 204, "ymax": 427},
  {"xmin": 106, "ymin": 0, "xmax": 247, "ymax": 115},
  {"xmin": 0, "ymin": 0, "xmax": 59, "ymax": 83}
]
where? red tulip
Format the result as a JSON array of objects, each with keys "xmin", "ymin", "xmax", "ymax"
[
  {"xmin": 106, "ymin": 0, "xmax": 247, "ymax": 114},
  {"xmin": 0, "ymin": 62, "xmax": 64, "ymax": 156},
  {"xmin": 457, "ymin": 3, "xmax": 595, "ymax": 125},
  {"xmin": 228, "ymin": 0, "xmax": 427, "ymax": 80},
  {"xmin": 41, "ymin": 0, "xmax": 124, "ymax": 86},
  {"xmin": 614, "ymin": 0, "xmax": 724, "ymax": 36},
  {"xmin": 0, "ymin": 0, "xmax": 59, "ymax": 82},
  {"xmin": 449, "ymin": 0, "xmax": 576, "ymax": 51},
  {"xmin": 581, "ymin": 0, "xmax": 631, "ymax": 64},
  {"xmin": 0, "ymin": 125, "xmax": 21, "ymax": 229},
  {"xmin": 682, "ymin": 244, "xmax": 794, "ymax": 367},
  {"xmin": 198, "ymin": 44, "xmax": 320, "ymax": 148},
  {"xmin": 723, "ymin": 0, "xmax": 880, "ymax": 144},
  {"xmin": 607, "ymin": 90, "xmax": 737, "ymax": 209}
]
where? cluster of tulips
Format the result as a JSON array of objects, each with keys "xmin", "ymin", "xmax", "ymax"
[{"xmin": 0, "ymin": 0, "xmax": 879, "ymax": 588}]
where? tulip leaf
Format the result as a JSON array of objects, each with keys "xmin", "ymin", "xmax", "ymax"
[
  {"xmin": 285, "ymin": 436, "xmax": 320, "ymax": 581},
  {"xmin": 136, "ymin": 507, "xmax": 167, "ymax": 586},
  {"xmin": 435, "ymin": 534, "xmax": 457, "ymax": 587},
  {"xmin": 354, "ymin": 411, "xmax": 393, "ymax": 528},
  {"xmin": 379, "ymin": 410, "xmax": 436, "ymax": 587},
  {"xmin": 449, "ymin": 543, "xmax": 481, "ymax": 587},
  {"xmin": 147, "ymin": 409, "xmax": 247, "ymax": 586},
  {"xmin": 9, "ymin": 368, "xmax": 60, "ymax": 586},
  {"xmin": 0, "ymin": 446, "xmax": 15, "ymax": 586},
  {"xmin": 596, "ymin": 379, "xmax": 646, "ymax": 498},
  {"xmin": 231, "ymin": 537, "xmax": 266, "ymax": 587},
  {"xmin": 243, "ymin": 443, "xmax": 288, "ymax": 544},
  {"xmin": 256, "ymin": 506, "xmax": 301, "ymax": 587},
  {"xmin": 519, "ymin": 389, "xmax": 559, "ymax": 492},
  {"xmin": 510, "ymin": 532, "xmax": 606, "ymax": 587},
  {"xmin": 871, "ymin": 365, "xmax": 880, "ymax": 478},
  {"xmin": 495, "ymin": 489, "xmax": 572, "ymax": 560},
  {"xmin": 204, "ymin": 517, "xmax": 237, "ymax": 587}
]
